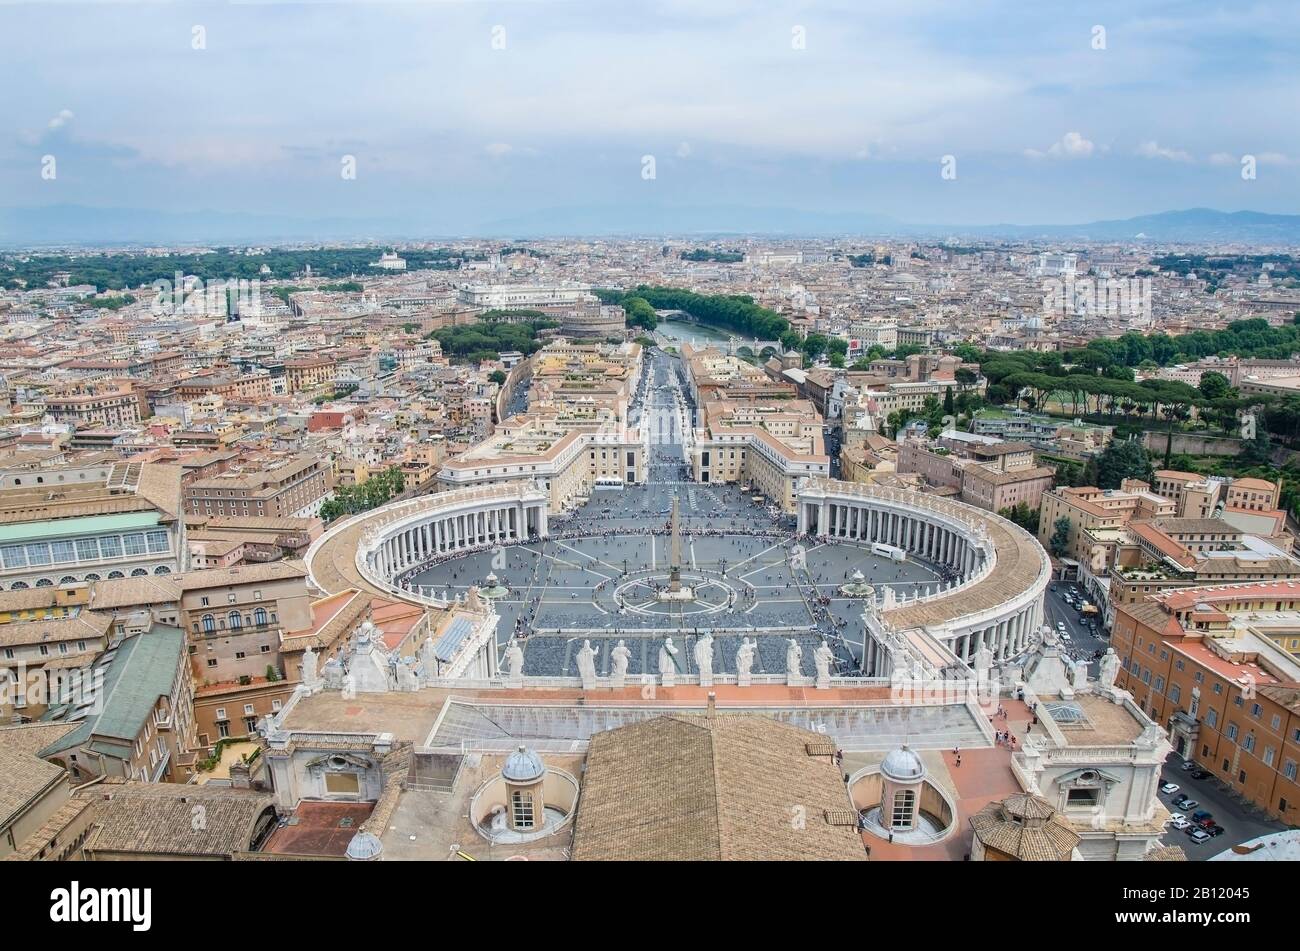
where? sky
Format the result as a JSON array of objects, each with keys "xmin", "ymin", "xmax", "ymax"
[{"xmin": 0, "ymin": 0, "xmax": 1298, "ymax": 236}]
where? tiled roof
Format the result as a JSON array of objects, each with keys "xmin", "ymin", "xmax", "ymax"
[
  {"xmin": 571, "ymin": 712, "xmax": 865, "ymax": 862},
  {"xmin": 79, "ymin": 781, "xmax": 276, "ymax": 857},
  {"xmin": 0, "ymin": 747, "xmax": 66, "ymax": 830}
]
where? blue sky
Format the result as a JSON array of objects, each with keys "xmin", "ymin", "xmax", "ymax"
[{"xmin": 1, "ymin": 0, "xmax": 1297, "ymax": 234}]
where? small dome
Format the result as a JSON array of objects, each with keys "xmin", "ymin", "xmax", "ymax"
[
  {"xmin": 502, "ymin": 744, "xmax": 545, "ymax": 783},
  {"xmin": 344, "ymin": 831, "xmax": 384, "ymax": 861},
  {"xmin": 880, "ymin": 745, "xmax": 926, "ymax": 782}
]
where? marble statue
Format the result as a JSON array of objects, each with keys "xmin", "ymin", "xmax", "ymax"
[
  {"xmin": 576, "ymin": 639, "xmax": 600, "ymax": 686},
  {"xmin": 786, "ymin": 638, "xmax": 803, "ymax": 680},
  {"xmin": 1069, "ymin": 656, "xmax": 1089, "ymax": 691},
  {"xmin": 610, "ymin": 639, "xmax": 631, "ymax": 686},
  {"xmin": 504, "ymin": 638, "xmax": 525, "ymax": 682},
  {"xmin": 813, "ymin": 641, "xmax": 834, "ymax": 688},
  {"xmin": 466, "ymin": 586, "xmax": 482, "ymax": 612},
  {"xmin": 973, "ymin": 643, "xmax": 993, "ymax": 676},
  {"xmin": 301, "ymin": 645, "xmax": 319, "ymax": 686},
  {"xmin": 1098, "ymin": 647, "xmax": 1120, "ymax": 690},
  {"xmin": 694, "ymin": 632, "xmax": 715, "ymax": 685},
  {"xmin": 659, "ymin": 637, "xmax": 680, "ymax": 686},
  {"xmin": 736, "ymin": 637, "xmax": 756, "ymax": 680}
]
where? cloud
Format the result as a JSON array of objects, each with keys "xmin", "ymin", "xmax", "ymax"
[
  {"xmin": 675, "ymin": 141, "xmax": 692, "ymax": 159},
  {"xmin": 1025, "ymin": 132, "xmax": 1095, "ymax": 160},
  {"xmin": 1137, "ymin": 140, "xmax": 1192, "ymax": 161},
  {"xmin": 1208, "ymin": 152, "xmax": 1237, "ymax": 165},
  {"xmin": 48, "ymin": 109, "xmax": 74, "ymax": 130}
]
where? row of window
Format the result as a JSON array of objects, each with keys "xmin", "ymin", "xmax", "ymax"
[
  {"xmin": 198, "ymin": 608, "xmax": 273, "ymax": 632},
  {"xmin": 3, "ymin": 564, "xmax": 172, "ymax": 590},
  {"xmin": 0, "ymin": 530, "xmax": 170, "ymax": 570}
]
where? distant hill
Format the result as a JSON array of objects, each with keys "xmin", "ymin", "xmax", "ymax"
[{"xmin": 2, "ymin": 203, "xmax": 1298, "ymax": 247}]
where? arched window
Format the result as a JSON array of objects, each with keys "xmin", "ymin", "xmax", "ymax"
[
  {"xmin": 154, "ymin": 565, "xmax": 171, "ymax": 574},
  {"xmin": 107, "ymin": 571, "xmax": 124, "ymax": 579},
  {"xmin": 34, "ymin": 578, "xmax": 53, "ymax": 587},
  {"xmin": 59, "ymin": 576, "xmax": 77, "ymax": 585},
  {"xmin": 202, "ymin": 614, "xmax": 215, "ymax": 633},
  {"xmin": 254, "ymin": 608, "xmax": 267, "ymax": 626},
  {"xmin": 891, "ymin": 789, "xmax": 916, "ymax": 830},
  {"xmin": 130, "ymin": 568, "xmax": 148, "ymax": 577},
  {"xmin": 9, "ymin": 582, "xmax": 28, "ymax": 589},
  {"xmin": 83, "ymin": 573, "xmax": 101, "ymax": 582},
  {"xmin": 511, "ymin": 790, "xmax": 535, "ymax": 829},
  {"xmin": 228, "ymin": 611, "xmax": 243, "ymax": 630}
]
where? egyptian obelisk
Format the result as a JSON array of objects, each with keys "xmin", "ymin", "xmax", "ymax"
[{"xmin": 668, "ymin": 494, "xmax": 683, "ymax": 593}]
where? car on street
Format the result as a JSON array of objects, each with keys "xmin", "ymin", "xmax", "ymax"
[
  {"xmin": 1167, "ymin": 815, "xmax": 1191, "ymax": 830},
  {"xmin": 1159, "ymin": 782, "xmax": 1180, "ymax": 795},
  {"xmin": 1180, "ymin": 760, "xmax": 1198, "ymax": 771},
  {"xmin": 1190, "ymin": 769, "xmax": 1211, "ymax": 781},
  {"xmin": 1204, "ymin": 823, "xmax": 1226, "ymax": 837},
  {"xmin": 1191, "ymin": 810, "xmax": 1214, "ymax": 825},
  {"xmin": 1173, "ymin": 796, "xmax": 1199, "ymax": 811},
  {"xmin": 1185, "ymin": 827, "xmax": 1211, "ymax": 844}
]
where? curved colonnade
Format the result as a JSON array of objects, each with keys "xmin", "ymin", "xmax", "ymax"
[
  {"xmin": 796, "ymin": 479, "xmax": 1050, "ymax": 672},
  {"xmin": 306, "ymin": 478, "xmax": 1050, "ymax": 676}
]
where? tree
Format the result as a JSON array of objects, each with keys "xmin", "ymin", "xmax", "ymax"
[
  {"xmin": 1094, "ymin": 439, "xmax": 1155, "ymax": 489},
  {"xmin": 943, "ymin": 386, "xmax": 954, "ymax": 417},
  {"xmin": 1198, "ymin": 371, "xmax": 1232, "ymax": 401},
  {"xmin": 1050, "ymin": 516, "xmax": 1072, "ymax": 558},
  {"xmin": 488, "ymin": 370, "xmax": 507, "ymax": 385},
  {"xmin": 999, "ymin": 502, "xmax": 1040, "ymax": 535}
]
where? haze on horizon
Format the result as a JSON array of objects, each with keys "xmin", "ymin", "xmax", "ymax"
[{"xmin": 1, "ymin": 0, "xmax": 1298, "ymax": 236}]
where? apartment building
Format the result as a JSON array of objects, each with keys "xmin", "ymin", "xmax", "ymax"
[
  {"xmin": 44, "ymin": 382, "xmax": 146, "ymax": 429},
  {"xmin": 0, "ymin": 460, "xmax": 186, "ymax": 592},
  {"xmin": 184, "ymin": 454, "xmax": 333, "ymax": 519},
  {"xmin": 1112, "ymin": 583, "xmax": 1300, "ymax": 823}
]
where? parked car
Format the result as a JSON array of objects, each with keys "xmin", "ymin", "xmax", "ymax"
[
  {"xmin": 1160, "ymin": 782, "xmax": 1180, "ymax": 795},
  {"xmin": 1174, "ymin": 797, "xmax": 1199, "ymax": 811},
  {"xmin": 1190, "ymin": 769, "xmax": 1211, "ymax": 781},
  {"xmin": 1167, "ymin": 815, "xmax": 1191, "ymax": 830},
  {"xmin": 1185, "ymin": 827, "xmax": 1211, "ymax": 844},
  {"xmin": 1205, "ymin": 823, "xmax": 1226, "ymax": 837},
  {"xmin": 1180, "ymin": 760, "xmax": 1198, "ymax": 771}
]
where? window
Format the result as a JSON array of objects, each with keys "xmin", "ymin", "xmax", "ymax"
[
  {"xmin": 1251, "ymin": 703, "xmax": 1262, "ymax": 718},
  {"xmin": 206, "ymin": 658, "xmax": 218, "ymax": 668},
  {"xmin": 254, "ymin": 608, "xmax": 267, "ymax": 626},
  {"xmin": 271, "ymin": 699, "xmax": 282, "ymax": 711},
  {"xmin": 228, "ymin": 611, "xmax": 242, "ymax": 630},
  {"xmin": 1169, "ymin": 685, "xmax": 1181, "ymax": 705},
  {"xmin": 1226, "ymin": 723, "xmax": 1238, "ymax": 741},
  {"xmin": 1264, "ymin": 747, "xmax": 1275, "ymax": 768},
  {"xmin": 1244, "ymin": 733, "xmax": 1256, "ymax": 753},
  {"xmin": 1066, "ymin": 788, "xmax": 1099, "ymax": 806},
  {"xmin": 1285, "ymin": 760, "xmax": 1298, "ymax": 782},
  {"xmin": 202, "ymin": 614, "xmax": 215, "ymax": 633},
  {"xmin": 122, "ymin": 534, "xmax": 146, "ymax": 556},
  {"xmin": 76, "ymin": 538, "xmax": 99, "ymax": 561},
  {"xmin": 1213, "ymin": 683, "xmax": 1223, "ymax": 695},
  {"xmin": 1205, "ymin": 709, "xmax": 1218, "ymax": 728},
  {"xmin": 99, "ymin": 536, "xmax": 122, "ymax": 558},
  {"xmin": 512, "ymin": 789, "xmax": 538, "ymax": 826}
]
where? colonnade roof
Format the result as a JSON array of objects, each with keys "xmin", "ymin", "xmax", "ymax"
[{"xmin": 803, "ymin": 479, "xmax": 1048, "ymax": 632}]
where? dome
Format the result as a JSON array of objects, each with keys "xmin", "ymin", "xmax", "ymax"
[
  {"xmin": 502, "ymin": 744, "xmax": 545, "ymax": 783},
  {"xmin": 344, "ymin": 831, "xmax": 384, "ymax": 861},
  {"xmin": 880, "ymin": 745, "xmax": 926, "ymax": 782}
]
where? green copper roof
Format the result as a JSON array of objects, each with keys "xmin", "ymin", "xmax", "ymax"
[{"xmin": 0, "ymin": 511, "xmax": 160, "ymax": 544}]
